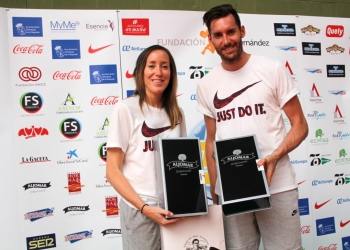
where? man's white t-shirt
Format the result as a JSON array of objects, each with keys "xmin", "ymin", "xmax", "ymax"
[
  {"xmin": 196, "ymin": 55, "xmax": 299, "ymax": 195},
  {"xmin": 107, "ymin": 96, "xmax": 187, "ymax": 208}
]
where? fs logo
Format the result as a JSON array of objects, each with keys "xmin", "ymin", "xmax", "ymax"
[
  {"xmin": 98, "ymin": 142, "xmax": 107, "ymax": 162},
  {"xmin": 59, "ymin": 118, "xmax": 81, "ymax": 139},
  {"xmin": 18, "ymin": 126, "xmax": 49, "ymax": 139},
  {"xmin": 64, "ymin": 172, "xmax": 84, "ymax": 194},
  {"xmin": 26, "ymin": 233, "xmax": 56, "ymax": 250},
  {"xmin": 103, "ymin": 196, "xmax": 119, "ymax": 217},
  {"xmin": 19, "ymin": 67, "xmax": 42, "ymax": 82},
  {"xmin": 189, "ymin": 66, "xmax": 204, "ymax": 79},
  {"xmin": 20, "ymin": 92, "xmax": 43, "ymax": 113}
]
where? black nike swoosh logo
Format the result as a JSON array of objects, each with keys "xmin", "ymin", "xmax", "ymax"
[
  {"xmin": 213, "ymin": 80, "xmax": 262, "ymax": 109},
  {"xmin": 141, "ymin": 121, "xmax": 171, "ymax": 137}
]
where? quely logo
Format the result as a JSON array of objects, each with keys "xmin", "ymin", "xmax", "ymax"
[
  {"xmin": 220, "ymin": 149, "xmax": 255, "ymax": 165},
  {"xmin": 65, "ymin": 231, "xmax": 92, "ymax": 244},
  {"xmin": 334, "ymin": 173, "xmax": 350, "ymax": 185},
  {"xmin": 20, "ymin": 92, "xmax": 43, "ymax": 114},
  {"xmin": 103, "ymin": 196, "xmax": 119, "ymax": 217},
  {"xmin": 25, "ymin": 208, "xmax": 54, "ymax": 222},
  {"xmin": 64, "ymin": 172, "xmax": 84, "ymax": 194},
  {"xmin": 18, "ymin": 126, "xmax": 49, "ymax": 139},
  {"xmin": 301, "ymin": 25, "xmax": 320, "ymax": 35},
  {"xmin": 326, "ymin": 25, "xmax": 344, "ymax": 37},
  {"xmin": 166, "ymin": 154, "xmax": 199, "ymax": 170},
  {"xmin": 19, "ymin": 67, "xmax": 42, "ymax": 82},
  {"xmin": 13, "ymin": 44, "xmax": 43, "ymax": 54}
]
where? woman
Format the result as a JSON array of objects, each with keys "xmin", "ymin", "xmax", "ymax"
[{"xmin": 106, "ymin": 45, "xmax": 187, "ymax": 249}]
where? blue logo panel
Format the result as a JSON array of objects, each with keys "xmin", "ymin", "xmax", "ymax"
[
  {"xmin": 12, "ymin": 17, "xmax": 43, "ymax": 37},
  {"xmin": 298, "ymin": 198, "xmax": 309, "ymax": 216},
  {"xmin": 51, "ymin": 40, "xmax": 81, "ymax": 59},
  {"xmin": 126, "ymin": 90, "xmax": 134, "ymax": 97},
  {"xmin": 342, "ymin": 236, "xmax": 350, "ymax": 250},
  {"xmin": 89, "ymin": 65, "xmax": 118, "ymax": 84},
  {"xmin": 316, "ymin": 217, "xmax": 336, "ymax": 236}
]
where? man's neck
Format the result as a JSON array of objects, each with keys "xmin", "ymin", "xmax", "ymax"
[{"xmin": 221, "ymin": 52, "xmax": 251, "ymax": 71}]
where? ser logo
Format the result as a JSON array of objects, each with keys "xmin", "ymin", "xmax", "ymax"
[
  {"xmin": 26, "ymin": 233, "xmax": 56, "ymax": 250},
  {"xmin": 20, "ymin": 92, "xmax": 43, "ymax": 114},
  {"xmin": 59, "ymin": 118, "xmax": 81, "ymax": 139}
]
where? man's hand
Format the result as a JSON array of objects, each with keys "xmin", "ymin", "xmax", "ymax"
[
  {"xmin": 256, "ymin": 154, "xmax": 278, "ymax": 186},
  {"xmin": 142, "ymin": 206, "xmax": 183, "ymax": 226}
]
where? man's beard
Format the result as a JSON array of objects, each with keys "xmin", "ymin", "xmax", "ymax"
[{"xmin": 216, "ymin": 40, "xmax": 243, "ymax": 64}]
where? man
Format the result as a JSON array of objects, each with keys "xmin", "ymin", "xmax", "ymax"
[{"xmin": 196, "ymin": 4, "xmax": 308, "ymax": 250}]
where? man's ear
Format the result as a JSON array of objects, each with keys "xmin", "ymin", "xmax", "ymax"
[
  {"xmin": 241, "ymin": 25, "xmax": 246, "ymax": 38},
  {"xmin": 207, "ymin": 31, "xmax": 213, "ymax": 44}
]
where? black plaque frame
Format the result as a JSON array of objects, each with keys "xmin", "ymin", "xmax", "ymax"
[
  {"xmin": 158, "ymin": 138, "xmax": 208, "ymax": 217},
  {"xmin": 214, "ymin": 135, "xmax": 271, "ymax": 216}
]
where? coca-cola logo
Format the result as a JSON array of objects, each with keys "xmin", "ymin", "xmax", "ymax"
[
  {"xmin": 300, "ymin": 225, "xmax": 310, "ymax": 234},
  {"xmin": 91, "ymin": 96, "xmax": 119, "ymax": 106},
  {"xmin": 53, "ymin": 70, "xmax": 82, "ymax": 80},
  {"xmin": 318, "ymin": 243, "xmax": 337, "ymax": 250},
  {"xmin": 13, "ymin": 44, "xmax": 44, "ymax": 54},
  {"xmin": 326, "ymin": 25, "xmax": 344, "ymax": 37}
]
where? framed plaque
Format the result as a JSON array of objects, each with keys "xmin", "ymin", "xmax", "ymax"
[
  {"xmin": 158, "ymin": 138, "xmax": 208, "ymax": 217},
  {"xmin": 214, "ymin": 135, "xmax": 271, "ymax": 216}
]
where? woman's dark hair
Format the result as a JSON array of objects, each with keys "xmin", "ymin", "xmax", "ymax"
[
  {"xmin": 203, "ymin": 4, "xmax": 241, "ymax": 34},
  {"xmin": 133, "ymin": 44, "xmax": 183, "ymax": 129}
]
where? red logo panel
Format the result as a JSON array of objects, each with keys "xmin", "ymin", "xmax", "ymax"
[
  {"xmin": 122, "ymin": 19, "xmax": 149, "ymax": 35},
  {"xmin": 326, "ymin": 25, "xmax": 344, "ymax": 37}
]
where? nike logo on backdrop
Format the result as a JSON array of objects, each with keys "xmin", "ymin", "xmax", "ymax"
[
  {"xmin": 340, "ymin": 220, "xmax": 350, "ymax": 227},
  {"xmin": 213, "ymin": 80, "xmax": 262, "ymax": 109},
  {"xmin": 88, "ymin": 44, "xmax": 113, "ymax": 53},
  {"xmin": 141, "ymin": 121, "xmax": 171, "ymax": 137},
  {"xmin": 125, "ymin": 70, "xmax": 133, "ymax": 78},
  {"xmin": 314, "ymin": 199, "xmax": 331, "ymax": 209}
]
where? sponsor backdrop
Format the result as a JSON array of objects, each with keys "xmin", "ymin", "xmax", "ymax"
[{"xmin": 0, "ymin": 7, "xmax": 349, "ymax": 250}]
